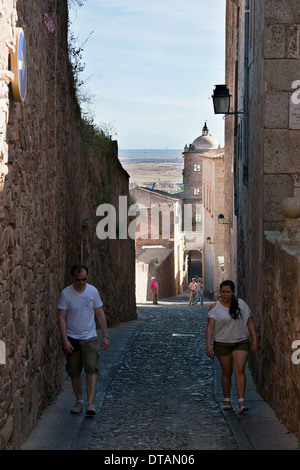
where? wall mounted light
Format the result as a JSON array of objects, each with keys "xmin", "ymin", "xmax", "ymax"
[
  {"xmin": 212, "ymin": 85, "xmax": 243, "ymax": 115},
  {"xmin": 206, "ymin": 237, "xmax": 214, "ymax": 244},
  {"xmin": 218, "ymin": 214, "xmax": 229, "ymax": 225}
]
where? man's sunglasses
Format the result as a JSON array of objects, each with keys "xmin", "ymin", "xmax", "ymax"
[{"xmin": 75, "ymin": 278, "xmax": 87, "ymax": 282}]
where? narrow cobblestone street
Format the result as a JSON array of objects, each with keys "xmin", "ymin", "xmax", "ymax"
[
  {"xmin": 87, "ymin": 296, "xmax": 237, "ymax": 450},
  {"xmin": 22, "ymin": 293, "xmax": 299, "ymax": 453}
]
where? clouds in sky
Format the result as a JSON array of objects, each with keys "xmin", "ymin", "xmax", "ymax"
[{"xmin": 70, "ymin": 0, "xmax": 226, "ymax": 149}]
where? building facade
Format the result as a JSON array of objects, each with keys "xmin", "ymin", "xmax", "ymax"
[
  {"xmin": 130, "ymin": 186, "xmax": 186, "ymax": 301},
  {"xmin": 202, "ymin": 149, "xmax": 225, "ymax": 299},
  {"xmin": 183, "ymin": 122, "xmax": 221, "ymax": 204},
  {"xmin": 183, "ymin": 123, "xmax": 225, "ymax": 297},
  {"xmin": 224, "ymin": 0, "xmax": 300, "ymax": 435}
]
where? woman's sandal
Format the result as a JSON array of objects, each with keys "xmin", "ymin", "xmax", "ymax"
[
  {"xmin": 223, "ymin": 398, "xmax": 231, "ymax": 410},
  {"xmin": 237, "ymin": 398, "xmax": 249, "ymax": 412}
]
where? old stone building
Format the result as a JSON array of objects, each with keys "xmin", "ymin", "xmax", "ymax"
[
  {"xmin": 182, "ymin": 123, "xmax": 225, "ymax": 297},
  {"xmin": 130, "ymin": 186, "xmax": 186, "ymax": 301},
  {"xmin": 0, "ymin": 0, "xmax": 135, "ymax": 449},
  {"xmin": 183, "ymin": 122, "xmax": 221, "ymax": 205},
  {"xmin": 202, "ymin": 148, "xmax": 225, "ymax": 299},
  {"xmin": 223, "ymin": 0, "xmax": 300, "ymax": 435}
]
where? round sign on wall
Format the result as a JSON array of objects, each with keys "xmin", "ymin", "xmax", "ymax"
[{"xmin": 11, "ymin": 28, "xmax": 27, "ymax": 102}]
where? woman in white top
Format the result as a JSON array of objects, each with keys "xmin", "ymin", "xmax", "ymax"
[{"xmin": 206, "ymin": 280, "xmax": 258, "ymax": 412}]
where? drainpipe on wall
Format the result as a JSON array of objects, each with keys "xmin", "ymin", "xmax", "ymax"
[{"xmin": 243, "ymin": 1, "xmax": 250, "ymax": 184}]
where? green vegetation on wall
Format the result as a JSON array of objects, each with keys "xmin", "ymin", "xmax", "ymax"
[{"xmin": 67, "ymin": 0, "xmax": 114, "ymax": 206}]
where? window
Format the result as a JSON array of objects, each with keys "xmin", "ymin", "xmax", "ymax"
[
  {"xmin": 196, "ymin": 213, "xmax": 202, "ymax": 223},
  {"xmin": 193, "ymin": 163, "xmax": 201, "ymax": 171},
  {"xmin": 193, "ymin": 188, "xmax": 200, "ymax": 196}
]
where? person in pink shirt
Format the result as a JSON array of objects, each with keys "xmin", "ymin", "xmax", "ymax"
[
  {"xmin": 150, "ymin": 277, "xmax": 158, "ymax": 304},
  {"xmin": 188, "ymin": 278, "xmax": 197, "ymax": 305}
]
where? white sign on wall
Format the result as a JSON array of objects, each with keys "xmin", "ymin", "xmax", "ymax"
[
  {"xmin": 0, "ymin": 340, "xmax": 6, "ymax": 365},
  {"xmin": 290, "ymin": 82, "xmax": 300, "ymax": 130}
]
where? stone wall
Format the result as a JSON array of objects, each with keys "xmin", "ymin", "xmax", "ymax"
[
  {"xmin": 253, "ymin": 198, "xmax": 300, "ymax": 435},
  {"xmin": 256, "ymin": 228, "xmax": 300, "ymax": 435},
  {"xmin": 182, "ymin": 152, "xmax": 203, "ymax": 200},
  {"xmin": 202, "ymin": 152, "xmax": 225, "ymax": 299},
  {"xmin": 223, "ymin": 0, "xmax": 238, "ymax": 284},
  {"xmin": 0, "ymin": 0, "xmax": 135, "ymax": 449},
  {"xmin": 224, "ymin": 0, "xmax": 300, "ymax": 436},
  {"xmin": 227, "ymin": 0, "xmax": 300, "ymax": 307}
]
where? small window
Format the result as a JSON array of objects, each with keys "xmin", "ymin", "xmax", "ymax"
[
  {"xmin": 193, "ymin": 188, "xmax": 200, "ymax": 196},
  {"xmin": 193, "ymin": 163, "xmax": 201, "ymax": 171}
]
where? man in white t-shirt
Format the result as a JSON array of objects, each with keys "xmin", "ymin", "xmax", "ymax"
[{"xmin": 58, "ymin": 264, "xmax": 109, "ymax": 416}]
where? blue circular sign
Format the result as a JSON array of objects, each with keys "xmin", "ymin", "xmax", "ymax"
[{"xmin": 11, "ymin": 28, "xmax": 27, "ymax": 102}]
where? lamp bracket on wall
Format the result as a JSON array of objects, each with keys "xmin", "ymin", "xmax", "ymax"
[{"xmin": 212, "ymin": 84, "xmax": 244, "ymax": 117}]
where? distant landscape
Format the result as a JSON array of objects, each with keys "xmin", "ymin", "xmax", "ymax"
[{"xmin": 119, "ymin": 149, "xmax": 184, "ymax": 188}]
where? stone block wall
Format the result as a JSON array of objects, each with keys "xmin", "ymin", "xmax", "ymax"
[
  {"xmin": 0, "ymin": 0, "xmax": 135, "ymax": 449},
  {"xmin": 202, "ymin": 154, "xmax": 225, "ymax": 299},
  {"xmin": 182, "ymin": 153, "xmax": 203, "ymax": 199},
  {"xmin": 255, "ymin": 231, "xmax": 300, "ymax": 435},
  {"xmin": 224, "ymin": 0, "xmax": 300, "ymax": 436}
]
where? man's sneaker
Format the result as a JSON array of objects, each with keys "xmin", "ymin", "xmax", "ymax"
[
  {"xmin": 86, "ymin": 403, "xmax": 96, "ymax": 416},
  {"xmin": 70, "ymin": 401, "xmax": 84, "ymax": 414}
]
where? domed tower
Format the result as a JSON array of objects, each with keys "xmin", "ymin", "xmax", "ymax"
[
  {"xmin": 183, "ymin": 122, "xmax": 220, "ymax": 201},
  {"xmin": 182, "ymin": 122, "xmax": 222, "ymax": 285}
]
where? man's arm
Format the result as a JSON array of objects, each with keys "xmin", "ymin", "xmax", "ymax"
[
  {"xmin": 58, "ymin": 309, "xmax": 74, "ymax": 354},
  {"xmin": 95, "ymin": 306, "xmax": 110, "ymax": 350}
]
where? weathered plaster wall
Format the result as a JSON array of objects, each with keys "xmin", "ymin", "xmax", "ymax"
[{"xmin": 136, "ymin": 249, "xmax": 175, "ymax": 302}]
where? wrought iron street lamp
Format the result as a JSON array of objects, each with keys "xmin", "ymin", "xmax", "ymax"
[
  {"xmin": 212, "ymin": 85, "xmax": 230, "ymax": 114},
  {"xmin": 218, "ymin": 214, "xmax": 229, "ymax": 225},
  {"xmin": 212, "ymin": 85, "xmax": 243, "ymax": 115}
]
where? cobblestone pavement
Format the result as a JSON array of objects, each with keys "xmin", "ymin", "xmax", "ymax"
[
  {"xmin": 21, "ymin": 293, "xmax": 299, "ymax": 452},
  {"xmin": 87, "ymin": 297, "xmax": 238, "ymax": 450}
]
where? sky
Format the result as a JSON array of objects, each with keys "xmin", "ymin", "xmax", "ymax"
[{"xmin": 69, "ymin": 0, "xmax": 226, "ymax": 150}]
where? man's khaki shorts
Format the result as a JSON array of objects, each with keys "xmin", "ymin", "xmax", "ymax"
[
  {"xmin": 213, "ymin": 339, "xmax": 250, "ymax": 358},
  {"xmin": 66, "ymin": 337, "xmax": 100, "ymax": 377}
]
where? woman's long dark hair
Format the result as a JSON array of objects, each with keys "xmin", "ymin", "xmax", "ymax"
[{"xmin": 220, "ymin": 280, "xmax": 241, "ymax": 320}]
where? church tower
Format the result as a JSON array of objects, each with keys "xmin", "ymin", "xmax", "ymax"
[
  {"xmin": 183, "ymin": 121, "xmax": 220, "ymax": 203},
  {"xmin": 182, "ymin": 122, "xmax": 222, "ymax": 284}
]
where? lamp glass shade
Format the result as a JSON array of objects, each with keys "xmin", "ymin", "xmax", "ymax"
[{"xmin": 212, "ymin": 85, "xmax": 231, "ymax": 114}]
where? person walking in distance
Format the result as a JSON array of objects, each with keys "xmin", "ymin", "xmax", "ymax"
[
  {"xmin": 58, "ymin": 264, "xmax": 110, "ymax": 416},
  {"xmin": 150, "ymin": 276, "xmax": 158, "ymax": 304},
  {"xmin": 194, "ymin": 278, "xmax": 204, "ymax": 306},
  {"xmin": 206, "ymin": 280, "xmax": 258, "ymax": 412},
  {"xmin": 188, "ymin": 278, "xmax": 197, "ymax": 305}
]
